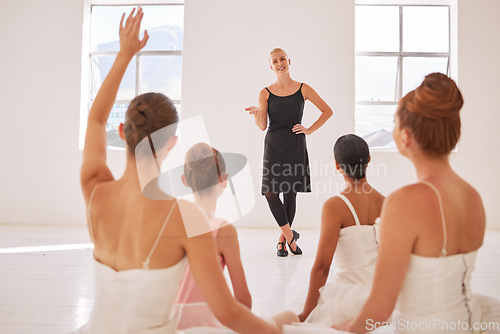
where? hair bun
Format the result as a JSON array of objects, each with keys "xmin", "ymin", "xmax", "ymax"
[
  {"xmin": 408, "ymin": 73, "xmax": 463, "ymax": 120},
  {"xmin": 184, "ymin": 143, "xmax": 226, "ymax": 192},
  {"xmin": 186, "ymin": 144, "xmax": 214, "ymax": 170}
]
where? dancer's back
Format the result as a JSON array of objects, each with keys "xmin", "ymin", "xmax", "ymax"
[
  {"xmin": 388, "ymin": 176, "xmax": 485, "ymax": 332},
  {"xmin": 397, "ymin": 175, "xmax": 484, "ymax": 259},
  {"xmin": 77, "ymin": 180, "xmax": 198, "ymax": 333},
  {"xmin": 89, "ymin": 180, "xmax": 186, "ymax": 271},
  {"xmin": 330, "ymin": 189, "xmax": 384, "ymax": 284}
]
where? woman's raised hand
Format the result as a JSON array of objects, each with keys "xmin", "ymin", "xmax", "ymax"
[
  {"xmin": 245, "ymin": 106, "xmax": 260, "ymax": 115},
  {"xmin": 119, "ymin": 7, "xmax": 149, "ymax": 58}
]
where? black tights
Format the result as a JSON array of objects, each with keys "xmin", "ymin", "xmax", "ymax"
[{"xmin": 264, "ymin": 192, "xmax": 297, "ymax": 227}]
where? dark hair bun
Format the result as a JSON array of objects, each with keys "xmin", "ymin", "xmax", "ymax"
[{"xmin": 334, "ymin": 134, "xmax": 370, "ymax": 180}]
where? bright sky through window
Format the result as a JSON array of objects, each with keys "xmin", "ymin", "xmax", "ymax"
[{"xmin": 91, "ymin": 5, "xmax": 184, "ymax": 46}]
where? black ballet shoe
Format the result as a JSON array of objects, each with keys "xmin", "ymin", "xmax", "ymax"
[
  {"xmin": 277, "ymin": 242, "xmax": 288, "ymax": 257},
  {"xmin": 288, "ymin": 230, "xmax": 302, "ymax": 255}
]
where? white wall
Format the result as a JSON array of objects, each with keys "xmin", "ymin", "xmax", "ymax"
[
  {"xmin": 0, "ymin": 0, "xmax": 499, "ymax": 229},
  {"xmin": 453, "ymin": 0, "xmax": 500, "ymax": 230},
  {"xmin": 1, "ymin": 0, "xmax": 87, "ymax": 224},
  {"xmin": 181, "ymin": 0, "xmax": 354, "ymax": 229}
]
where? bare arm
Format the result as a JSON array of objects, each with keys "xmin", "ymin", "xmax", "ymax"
[
  {"xmin": 218, "ymin": 225, "xmax": 252, "ymax": 309},
  {"xmin": 298, "ymin": 197, "xmax": 342, "ymax": 321},
  {"xmin": 246, "ymin": 89, "xmax": 269, "ymax": 131},
  {"xmin": 293, "ymin": 83, "xmax": 333, "ymax": 135},
  {"xmin": 335, "ymin": 189, "xmax": 417, "ymax": 333},
  {"xmin": 80, "ymin": 8, "xmax": 149, "ymax": 201},
  {"xmin": 182, "ymin": 209, "xmax": 278, "ymax": 333}
]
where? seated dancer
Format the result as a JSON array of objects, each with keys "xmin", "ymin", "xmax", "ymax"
[
  {"xmin": 297, "ymin": 134, "xmax": 385, "ymax": 326},
  {"xmin": 171, "ymin": 143, "xmax": 299, "ymax": 332},
  {"xmin": 333, "ymin": 73, "xmax": 500, "ymax": 333},
  {"xmin": 171, "ymin": 143, "xmax": 252, "ymax": 329}
]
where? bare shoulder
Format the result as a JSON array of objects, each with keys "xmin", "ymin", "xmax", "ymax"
[
  {"xmin": 458, "ymin": 179, "xmax": 486, "ymax": 225},
  {"xmin": 370, "ymin": 186, "xmax": 386, "ymax": 201},
  {"xmin": 462, "ymin": 179, "xmax": 483, "ymax": 202},
  {"xmin": 301, "ymin": 82, "xmax": 312, "ymax": 90},
  {"xmin": 215, "ymin": 223, "xmax": 238, "ymax": 257},
  {"xmin": 383, "ymin": 184, "xmax": 438, "ymax": 224},
  {"xmin": 322, "ymin": 196, "xmax": 348, "ymax": 226},
  {"xmin": 86, "ymin": 180, "xmax": 122, "ymax": 211},
  {"xmin": 323, "ymin": 195, "xmax": 346, "ymax": 212},
  {"xmin": 174, "ymin": 199, "xmax": 212, "ymax": 239},
  {"xmin": 259, "ymin": 87, "xmax": 270, "ymax": 99},
  {"xmin": 216, "ymin": 222, "xmax": 237, "ymax": 239},
  {"xmin": 300, "ymin": 82, "xmax": 313, "ymax": 95},
  {"xmin": 388, "ymin": 183, "xmax": 436, "ymax": 206}
]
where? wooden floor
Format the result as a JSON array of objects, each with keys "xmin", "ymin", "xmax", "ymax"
[{"xmin": 0, "ymin": 225, "xmax": 499, "ymax": 333}]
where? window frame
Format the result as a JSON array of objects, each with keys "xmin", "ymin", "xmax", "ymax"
[
  {"xmin": 79, "ymin": 1, "xmax": 184, "ymax": 149},
  {"xmin": 355, "ymin": 0, "xmax": 457, "ymax": 150}
]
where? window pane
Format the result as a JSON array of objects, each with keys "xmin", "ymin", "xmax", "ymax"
[
  {"xmin": 106, "ymin": 104, "xmax": 128, "ymax": 150},
  {"xmin": 355, "ymin": 104, "xmax": 396, "ymax": 148},
  {"xmin": 402, "ymin": 57, "xmax": 448, "ymax": 96},
  {"xmin": 91, "ymin": 5, "xmax": 184, "ymax": 52},
  {"xmin": 355, "ymin": 6, "xmax": 399, "ymax": 52},
  {"xmin": 141, "ymin": 5, "xmax": 184, "ymax": 52},
  {"xmin": 91, "ymin": 55, "xmax": 136, "ymax": 101},
  {"xmin": 140, "ymin": 56, "xmax": 182, "ymax": 101},
  {"xmin": 403, "ymin": 6, "xmax": 449, "ymax": 52},
  {"xmin": 174, "ymin": 104, "xmax": 181, "ymax": 114},
  {"xmin": 356, "ymin": 56, "xmax": 398, "ymax": 102},
  {"xmin": 92, "ymin": 6, "xmax": 131, "ymax": 52}
]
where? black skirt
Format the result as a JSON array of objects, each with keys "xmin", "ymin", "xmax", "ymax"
[{"xmin": 261, "ymin": 84, "xmax": 311, "ymax": 194}]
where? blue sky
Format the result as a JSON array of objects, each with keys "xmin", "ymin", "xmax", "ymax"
[{"xmin": 91, "ymin": 5, "xmax": 184, "ymax": 46}]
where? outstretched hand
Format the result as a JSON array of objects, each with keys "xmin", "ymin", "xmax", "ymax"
[
  {"xmin": 245, "ymin": 106, "xmax": 260, "ymax": 115},
  {"xmin": 119, "ymin": 7, "xmax": 149, "ymax": 58}
]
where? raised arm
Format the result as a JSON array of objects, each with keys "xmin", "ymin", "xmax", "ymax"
[
  {"xmin": 298, "ymin": 197, "xmax": 342, "ymax": 321},
  {"xmin": 335, "ymin": 189, "xmax": 416, "ymax": 333},
  {"xmin": 293, "ymin": 83, "xmax": 333, "ymax": 135},
  {"xmin": 245, "ymin": 88, "xmax": 269, "ymax": 131},
  {"xmin": 80, "ymin": 7, "xmax": 149, "ymax": 201},
  {"xmin": 218, "ymin": 224, "xmax": 252, "ymax": 309}
]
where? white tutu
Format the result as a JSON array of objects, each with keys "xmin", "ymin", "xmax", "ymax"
[
  {"xmin": 306, "ymin": 281, "xmax": 371, "ymax": 325},
  {"xmin": 474, "ymin": 294, "xmax": 500, "ymax": 334}
]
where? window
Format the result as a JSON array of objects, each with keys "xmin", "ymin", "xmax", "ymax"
[
  {"xmin": 355, "ymin": 3, "xmax": 454, "ymax": 149},
  {"xmin": 80, "ymin": 4, "xmax": 184, "ymax": 149}
]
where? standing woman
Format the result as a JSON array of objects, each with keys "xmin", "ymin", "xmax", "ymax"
[{"xmin": 246, "ymin": 48, "xmax": 333, "ymax": 257}]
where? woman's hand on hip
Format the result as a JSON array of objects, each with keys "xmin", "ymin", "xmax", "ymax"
[{"xmin": 292, "ymin": 124, "xmax": 312, "ymax": 135}]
